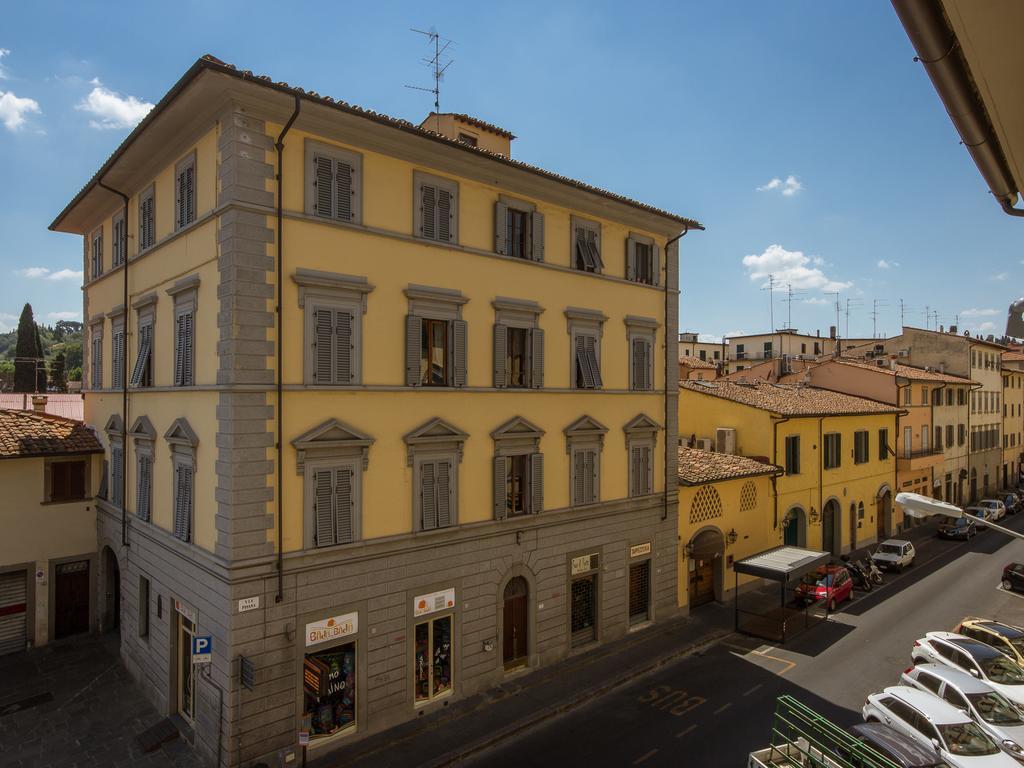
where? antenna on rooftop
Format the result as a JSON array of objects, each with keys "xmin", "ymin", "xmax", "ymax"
[
  {"xmin": 825, "ymin": 291, "xmax": 840, "ymax": 335},
  {"xmin": 783, "ymin": 283, "xmax": 806, "ymax": 330},
  {"xmin": 870, "ymin": 298, "xmax": 889, "ymax": 339},
  {"xmin": 405, "ymin": 27, "xmax": 455, "ymax": 133},
  {"xmin": 762, "ymin": 274, "xmax": 778, "ymax": 331},
  {"xmin": 844, "ymin": 298, "xmax": 863, "ymax": 339}
]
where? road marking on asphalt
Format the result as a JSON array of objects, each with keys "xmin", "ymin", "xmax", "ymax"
[
  {"xmin": 633, "ymin": 749, "xmax": 658, "ymax": 764},
  {"xmin": 751, "ymin": 646, "xmax": 797, "ymax": 675},
  {"xmin": 676, "ymin": 724, "xmax": 698, "ymax": 739},
  {"xmin": 743, "ymin": 684, "xmax": 763, "ymax": 697},
  {"xmin": 714, "ymin": 702, "xmax": 733, "ymax": 715}
]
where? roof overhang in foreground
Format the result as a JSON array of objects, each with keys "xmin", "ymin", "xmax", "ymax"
[{"xmin": 734, "ymin": 546, "xmax": 831, "ymax": 582}]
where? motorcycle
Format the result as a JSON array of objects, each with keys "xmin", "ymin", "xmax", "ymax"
[
  {"xmin": 840, "ymin": 555, "xmax": 873, "ymax": 592},
  {"xmin": 862, "ymin": 554, "xmax": 884, "ymax": 586}
]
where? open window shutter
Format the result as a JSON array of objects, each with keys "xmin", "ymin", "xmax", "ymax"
[
  {"xmin": 494, "ymin": 201, "xmax": 508, "ymax": 255},
  {"xmin": 336, "ymin": 311, "xmax": 353, "ymax": 383},
  {"xmin": 451, "ymin": 319, "xmax": 468, "ymax": 387},
  {"xmin": 421, "ymin": 462, "xmax": 437, "ymax": 530},
  {"xmin": 130, "ymin": 329, "xmax": 150, "ymax": 387},
  {"xmin": 588, "ymin": 230, "xmax": 604, "ymax": 270},
  {"xmin": 183, "ymin": 312, "xmax": 195, "ymax": 386},
  {"xmin": 531, "ymin": 211, "xmax": 545, "ymax": 262},
  {"xmin": 652, "ymin": 244, "xmax": 660, "ymax": 286},
  {"xmin": 575, "ymin": 335, "xmax": 591, "ymax": 388},
  {"xmin": 493, "ymin": 456, "xmax": 508, "ymax": 520},
  {"xmin": 183, "ymin": 164, "xmax": 195, "ymax": 225},
  {"xmin": 314, "ymin": 155, "xmax": 334, "ymax": 219},
  {"xmin": 575, "ymin": 227, "xmax": 593, "ymax": 270},
  {"xmin": 437, "ymin": 188, "xmax": 452, "ymax": 242},
  {"xmin": 173, "ymin": 465, "xmax": 186, "ymax": 540},
  {"xmin": 437, "ymin": 460, "xmax": 452, "ymax": 527},
  {"xmin": 573, "ymin": 450, "xmax": 585, "ymax": 505},
  {"xmin": 313, "ymin": 308, "xmax": 333, "ymax": 383},
  {"xmin": 405, "ymin": 315, "xmax": 422, "ymax": 386},
  {"xmin": 420, "ymin": 184, "xmax": 436, "ymax": 239},
  {"xmin": 336, "ymin": 160, "xmax": 354, "ymax": 221},
  {"xmin": 586, "ymin": 336, "xmax": 602, "ymax": 388},
  {"xmin": 176, "ymin": 169, "xmax": 185, "ymax": 229},
  {"xmin": 137, "ymin": 456, "xmax": 151, "ymax": 522},
  {"xmin": 174, "ymin": 315, "xmax": 185, "ymax": 386},
  {"xmin": 335, "ymin": 468, "xmax": 354, "ymax": 544},
  {"xmin": 493, "ymin": 324, "xmax": 508, "ymax": 388},
  {"xmin": 314, "ymin": 470, "xmax": 334, "ymax": 546},
  {"xmin": 530, "ymin": 328, "xmax": 544, "ymax": 389},
  {"xmin": 530, "ymin": 453, "xmax": 544, "ymax": 514},
  {"xmin": 183, "ymin": 466, "xmax": 193, "ymax": 542},
  {"xmin": 626, "ymin": 237, "xmax": 636, "ymax": 281}
]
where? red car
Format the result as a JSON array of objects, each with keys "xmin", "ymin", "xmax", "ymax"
[{"xmin": 795, "ymin": 565, "xmax": 853, "ymax": 611}]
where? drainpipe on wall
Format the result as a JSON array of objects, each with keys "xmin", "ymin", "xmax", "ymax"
[
  {"xmin": 817, "ymin": 416, "xmax": 824, "ymax": 543},
  {"xmin": 275, "ymin": 95, "xmax": 301, "ymax": 604},
  {"xmin": 98, "ymin": 180, "xmax": 130, "ymax": 549},
  {"xmin": 771, "ymin": 414, "xmax": 791, "ymax": 534},
  {"xmin": 664, "ymin": 226, "xmax": 689, "ymax": 521}
]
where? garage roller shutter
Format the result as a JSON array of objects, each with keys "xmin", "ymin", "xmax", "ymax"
[{"xmin": 0, "ymin": 571, "xmax": 27, "ymax": 656}]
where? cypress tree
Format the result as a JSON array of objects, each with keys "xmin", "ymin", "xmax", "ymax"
[
  {"xmin": 13, "ymin": 304, "xmax": 37, "ymax": 392},
  {"xmin": 52, "ymin": 351, "xmax": 67, "ymax": 392},
  {"xmin": 34, "ymin": 324, "xmax": 47, "ymax": 392}
]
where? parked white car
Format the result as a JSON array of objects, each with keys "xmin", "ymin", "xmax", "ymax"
[
  {"xmin": 979, "ymin": 500, "xmax": 1008, "ymax": 522},
  {"xmin": 863, "ymin": 685, "xmax": 1019, "ymax": 766},
  {"xmin": 912, "ymin": 632, "xmax": 1024, "ymax": 707},
  {"xmin": 873, "ymin": 539, "xmax": 917, "ymax": 572},
  {"xmin": 902, "ymin": 664, "xmax": 1024, "ymax": 762}
]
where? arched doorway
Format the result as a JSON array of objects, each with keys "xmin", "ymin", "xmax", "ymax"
[
  {"xmin": 876, "ymin": 487, "xmax": 891, "ymax": 540},
  {"xmin": 783, "ymin": 507, "xmax": 806, "ymax": 547},
  {"xmin": 101, "ymin": 546, "xmax": 120, "ymax": 635},
  {"xmin": 822, "ymin": 500, "xmax": 841, "ymax": 556},
  {"xmin": 502, "ymin": 577, "xmax": 528, "ymax": 671},
  {"xmin": 688, "ymin": 529, "xmax": 724, "ymax": 608}
]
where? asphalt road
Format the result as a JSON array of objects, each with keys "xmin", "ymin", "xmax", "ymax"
[{"xmin": 467, "ymin": 515, "xmax": 1024, "ymax": 767}]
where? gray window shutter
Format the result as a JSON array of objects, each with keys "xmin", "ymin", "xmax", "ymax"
[
  {"xmin": 531, "ymin": 211, "xmax": 545, "ymax": 262},
  {"xmin": 575, "ymin": 335, "xmax": 589, "ymax": 388},
  {"xmin": 530, "ymin": 453, "xmax": 544, "ymax": 514},
  {"xmin": 176, "ymin": 169, "xmax": 185, "ymax": 229},
  {"xmin": 336, "ymin": 160, "xmax": 354, "ymax": 221},
  {"xmin": 182, "ymin": 312, "xmax": 195, "ymax": 386},
  {"xmin": 573, "ymin": 449, "xmax": 585, "ymax": 505},
  {"xmin": 112, "ymin": 331, "xmax": 124, "ymax": 389},
  {"xmin": 591, "ymin": 230, "xmax": 604, "ymax": 270},
  {"xmin": 173, "ymin": 465, "xmax": 188, "ymax": 540},
  {"xmin": 586, "ymin": 450, "xmax": 598, "ymax": 503},
  {"xmin": 451, "ymin": 319, "xmax": 468, "ymax": 387},
  {"xmin": 493, "ymin": 455, "xmax": 508, "ymax": 520},
  {"xmin": 585, "ymin": 336, "xmax": 602, "ymax": 388},
  {"xmin": 182, "ymin": 466, "xmax": 193, "ymax": 542},
  {"xmin": 314, "ymin": 469, "xmax": 334, "ymax": 546},
  {"xmin": 652, "ymin": 244, "xmax": 660, "ymax": 286},
  {"xmin": 630, "ymin": 446, "xmax": 641, "ymax": 496},
  {"xmin": 626, "ymin": 237, "xmax": 636, "ymax": 281},
  {"xmin": 645, "ymin": 446, "xmax": 653, "ymax": 494},
  {"xmin": 185, "ymin": 164, "xmax": 195, "ymax": 225},
  {"xmin": 494, "ymin": 201, "xmax": 508, "ymax": 255},
  {"xmin": 421, "ymin": 462, "xmax": 437, "ymax": 530},
  {"xmin": 313, "ymin": 155, "xmax": 334, "ymax": 219},
  {"xmin": 336, "ymin": 311, "xmax": 353, "ymax": 383},
  {"xmin": 493, "ymin": 324, "xmax": 508, "ymax": 388},
  {"xmin": 174, "ymin": 316, "xmax": 185, "ymax": 386},
  {"xmin": 111, "ymin": 447, "xmax": 123, "ymax": 507},
  {"xmin": 335, "ymin": 468, "xmax": 354, "ymax": 544},
  {"xmin": 530, "ymin": 328, "xmax": 544, "ymax": 389},
  {"xmin": 437, "ymin": 460, "xmax": 452, "ymax": 527},
  {"xmin": 130, "ymin": 328, "xmax": 150, "ymax": 387},
  {"xmin": 405, "ymin": 315, "xmax": 422, "ymax": 387},
  {"xmin": 137, "ymin": 456, "xmax": 152, "ymax": 521},
  {"xmin": 437, "ymin": 188, "xmax": 453, "ymax": 242},
  {"xmin": 314, "ymin": 308, "xmax": 333, "ymax": 383},
  {"xmin": 420, "ymin": 184, "xmax": 436, "ymax": 239}
]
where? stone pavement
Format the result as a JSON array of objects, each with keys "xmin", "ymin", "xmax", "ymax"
[
  {"xmin": 309, "ymin": 604, "xmax": 735, "ymax": 768},
  {"xmin": 0, "ymin": 633, "xmax": 202, "ymax": 768}
]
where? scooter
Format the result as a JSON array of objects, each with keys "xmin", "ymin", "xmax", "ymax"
[
  {"xmin": 862, "ymin": 554, "xmax": 884, "ymax": 586},
  {"xmin": 840, "ymin": 555, "xmax": 873, "ymax": 592}
]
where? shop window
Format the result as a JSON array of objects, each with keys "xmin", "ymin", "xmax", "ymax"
[
  {"xmin": 414, "ymin": 614, "xmax": 452, "ymax": 703},
  {"xmin": 176, "ymin": 612, "xmax": 196, "ymax": 724},
  {"xmin": 303, "ymin": 642, "xmax": 357, "ymax": 739},
  {"xmin": 628, "ymin": 560, "xmax": 651, "ymax": 625}
]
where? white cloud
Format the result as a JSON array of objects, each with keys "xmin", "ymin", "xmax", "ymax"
[
  {"xmin": 960, "ymin": 308, "xmax": 999, "ymax": 317},
  {"xmin": 17, "ymin": 267, "xmax": 83, "ymax": 282},
  {"xmin": 993, "ymin": 272, "xmax": 1008, "ymax": 282},
  {"xmin": 0, "ymin": 312, "xmax": 17, "ymax": 333},
  {"xmin": 0, "ymin": 49, "xmax": 9, "ymax": 79},
  {"xmin": 803, "ymin": 297, "xmax": 830, "ymax": 305},
  {"xmin": 697, "ymin": 333, "xmax": 723, "ymax": 344},
  {"xmin": 977, "ymin": 321, "xmax": 995, "ymax": 332},
  {"xmin": 76, "ymin": 81, "xmax": 153, "ymax": 129},
  {"xmin": 0, "ymin": 90, "xmax": 41, "ymax": 131},
  {"xmin": 756, "ymin": 175, "xmax": 803, "ymax": 197},
  {"xmin": 742, "ymin": 244, "xmax": 852, "ymax": 292},
  {"xmin": 876, "ymin": 259, "xmax": 900, "ymax": 269},
  {"xmin": 46, "ymin": 311, "xmax": 81, "ymax": 322}
]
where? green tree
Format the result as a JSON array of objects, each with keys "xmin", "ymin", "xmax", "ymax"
[
  {"xmin": 62, "ymin": 340, "xmax": 82, "ymax": 371},
  {"xmin": 51, "ymin": 351, "xmax": 67, "ymax": 392},
  {"xmin": 0, "ymin": 359, "xmax": 13, "ymax": 390},
  {"xmin": 14, "ymin": 304, "xmax": 39, "ymax": 392},
  {"xmin": 67, "ymin": 366, "xmax": 82, "ymax": 383},
  {"xmin": 33, "ymin": 323, "xmax": 48, "ymax": 392}
]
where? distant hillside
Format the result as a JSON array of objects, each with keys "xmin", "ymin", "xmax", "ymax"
[{"xmin": 0, "ymin": 319, "xmax": 83, "ymax": 372}]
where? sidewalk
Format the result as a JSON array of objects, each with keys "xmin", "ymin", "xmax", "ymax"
[{"xmin": 310, "ymin": 604, "xmax": 735, "ymax": 768}]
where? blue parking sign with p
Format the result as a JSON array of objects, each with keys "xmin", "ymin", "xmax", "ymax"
[{"xmin": 192, "ymin": 635, "xmax": 212, "ymax": 665}]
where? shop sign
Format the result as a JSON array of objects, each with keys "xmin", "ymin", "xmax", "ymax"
[
  {"xmin": 298, "ymin": 731, "xmax": 310, "ymax": 746},
  {"xmin": 173, "ymin": 598, "xmax": 197, "ymax": 623},
  {"xmin": 571, "ymin": 553, "xmax": 599, "ymax": 575},
  {"xmin": 630, "ymin": 543, "xmax": 651, "ymax": 558},
  {"xmin": 413, "ymin": 588, "xmax": 455, "ymax": 617},
  {"xmin": 238, "ymin": 596, "xmax": 260, "ymax": 613},
  {"xmin": 305, "ymin": 612, "xmax": 358, "ymax": 647}
]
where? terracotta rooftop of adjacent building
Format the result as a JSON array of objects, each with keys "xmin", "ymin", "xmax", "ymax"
[
  {"xmin": 680, "ymin": 379, "xmax": 903, "ymax": 417},
  {"xmin": 831, "ymin": 358, "xmax": 975, "ymax": 384},
  {"xmin": 432, "ymin": 112, "xmax": 516, "ymax": 139},
  {"xmin": 678, "ymin": 447, "xmax": 780, "ymax": 485},
  {"xmin": 0, "ymin": 394, "xmax": 85, "ymax": 421},
  {"xmin": 1003, "ymin": 351, "xmax": 1024, "ymax": 363},
  {"xmin": 679, "ymin": 355, "xmax": 716, "ymax": 369},
  {"xmin": 0, "ymin": 409, "xmax": 103, "ymax": 459}
]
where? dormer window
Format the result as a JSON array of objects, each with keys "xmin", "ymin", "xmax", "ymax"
[{"xmin": 457, "ymin": 132, "xmax": 477, "ymax": 147}]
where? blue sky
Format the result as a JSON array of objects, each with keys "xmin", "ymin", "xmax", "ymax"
[{"xmin": 0, "ymin": 1, "xmax": 1019, "ymax": 339}]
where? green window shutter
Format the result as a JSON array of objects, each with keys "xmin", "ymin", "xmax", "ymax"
[
  {"xmin": 313, "ymin": 155, "xmax": 334, "ymax": 219},
  {"xmin": 336, "ymin": 311, "xmax": 353, "ymax": 383},
  {"xmin": 530, "ymin": 328, "xmax": 544, "ymax": 389},
  {"xmin": 335, "ymin": 467, "xmax": 354, "ymax": 544},
  {"xmin": 405, "ymin": 315, "xmax": 422, "ymax": 386},
  {"xmin": 451, "ymin": 319, "xmax": 468, "ymax": 387},
  {"xmin": 493, "ymin": 455, "xmax": 508, "ymax": 520},
  {"xmin": 336, "ymin": 160, "xmax": 354, "ymax": 221},
  {"xmin": 626, "ymin": 237, "xmax": 636, "ymax": 281},
  {"xmin": 494, "ymin": 201, "xmax": 508, "ymax": 255},
  {"xmin": 420, "ymin": 184, "xmax": 437, "ymax": 239},
  {"xmin": 313, "ymin": 469, "xmax": 335, "ymax": 546},
  {"xmin": 530, "ymin": 453, "xmax": 544, "ymax": 514},
  {"xmin": 313, "ymin": 308, "xmax": 333, "ymax": 384},
  {"xmin": 531, "ymin": 211, "xmax": 545, "ymax": 262},
  {"xmin": 437, "ymin": 188, "xmax": 453, "ymax": 242},
  {"xmin": 421, "ymin": 462, "xmax": 437, "ymax": 530},
  {"xmin": 573, "ymin": 450, "xmax": 585, "ymax": 505},
  {"xmin": 493, "ymin": 324, "xmax": 508, "ymax": 388}
]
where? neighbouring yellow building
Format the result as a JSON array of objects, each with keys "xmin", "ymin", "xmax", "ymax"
[
  {"xmin": 679, "ymin": 380, "xmax": 901, "ymax": 556},
  {"xmin": 677, "ymin": 447, "xmax": 780, "ymax": 610},
  {"xmin": 0, "ymin": 405, "xmax": 103, "ymax": 654},
  {"xmin": 49, "ymin": 55, "xmax": 702, "ymax": 765},
  {"xmin": 1004, "ymin": 352, "xmax": 1024, "ymax": 488}
]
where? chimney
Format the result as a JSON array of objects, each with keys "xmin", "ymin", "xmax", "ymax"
[
  {"xmin": 31, "ymin": 395, "xmax": 47, "ymax": 414},
  {"xmin": 419, "ymin": 113, "xmax": 515, "ymax": 157},
  {"xmin": 939, "ymin": 325, "xmax": 944, "ymax": 333},
  {"xmin": 939, "ymin": 362, "xmax": 945, "ymax": 373},
  {"xmin": 949, "ymin": 325, "xmax": 957, "ymax": 334},
  {"xmin": 829, "ymin": 325, "xmax": 837, "ymax": 339},
  {"xmin": 816, "ymin": 329, "xmax": 820, "ymax": 337},
  {"xmin": 890, "ymin": 358, "xmax": 897, "ymax": 371}
]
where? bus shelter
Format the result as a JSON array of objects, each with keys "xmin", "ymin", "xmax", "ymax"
[{"xmin": 733, "ymin": 545, "xmax": 831, "ymax": 643}]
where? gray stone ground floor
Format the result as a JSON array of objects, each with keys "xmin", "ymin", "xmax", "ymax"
[{"xmin": 0, "ymin": 632, "xmax": 203, "ymax": 768}]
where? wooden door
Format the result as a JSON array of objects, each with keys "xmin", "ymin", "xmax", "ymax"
[
  {"xmin": 54, "ymin": 561, "xmax": 90, "ymax": 639},
  {"xmin": 503, "ymin": 577, "xmax": 528, "ymax": 670},
  {"xmin": 877, "ymin": 494, "xmax": 888, "ymax": 539},
  {"xmin": 689, "ymin": 557, "xmax": 715, "ymax": 607}
]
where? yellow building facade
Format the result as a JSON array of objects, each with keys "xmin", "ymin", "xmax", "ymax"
[
  {"xmin": 679, "ymin": 381, "xmax": 901, "ymax": 556},
  {"xmin": 1003, "ymin": 353, "xmax": 1024, "ymax": 488},
  {"xmin": 50, "ymin": 56, "xmax": 700, "ymax": 765}
]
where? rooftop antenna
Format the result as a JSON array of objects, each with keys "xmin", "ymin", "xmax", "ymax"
[
  {"xmin": 899, "ymin": 298, "xmax": 907, "ymax": 329},
  {"xmin": 405, "ymin": 27, "xmax": 455, "ymax": 134},
  {"xmin": 825, "ymin": 291, "xmax": 840, "ymax": 334},
  {"xmin": 761, "ymin": 274, "xmax": 778, "ymax": 331},
  {"xmin": 844, "ymin": 298, "xmax": 863, "ymax": 339},
  {"xmin": 924, "ymin": 305, "xmax": 930, "ymax": 330},
  {"xmin": 870, "ymin": 298, "xmax": 889, "ymax": 339},
  {"xmin": 783, "ymin": 283, "xmax": 806, "ymax": 330}
]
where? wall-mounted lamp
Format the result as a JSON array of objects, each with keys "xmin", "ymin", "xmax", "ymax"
[
  {"xmin": 726, "ymin": 529, "xmax": 738, "ymax": 545},
  {"xmin": 683, "ymin": 542, "xmax": 694, "ymax": 558}
]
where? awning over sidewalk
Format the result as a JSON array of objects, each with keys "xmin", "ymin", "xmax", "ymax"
[{"xmin": 734, "ymin": 546, "xmax": 830, "ymax": 582}]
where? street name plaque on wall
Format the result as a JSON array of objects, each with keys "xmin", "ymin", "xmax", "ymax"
[
  {"xmin": 630, "ymin": 543, "xmax": 652, "ymax": 558},
  {"xmin": 571, "ymin": 553, "xmax": 599, "ymax": 575}
]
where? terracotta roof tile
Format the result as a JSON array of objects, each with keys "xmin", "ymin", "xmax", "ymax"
[
  {"xmin": 832, "ymin": 358, "xmax": 974, "ymax": 384},
  {"xmin": 436, "ymin": 113, "xmax": 516, "ymax": 139},
  {"xmin": 678, "ymin": 447, "xmax": 780, "ymax": 485},
  {"xmin": 681, "ymin": 380, "xmax": 903, "ymax": 417},
  {"xmin": 0, "ymin": 394, "xmax": 85, "ymax": 421},
  {"xmin": 1003, "ymin": 351, "xmax": 1024, "ymax": 362},
  {"xmin": 679, "ymin": 355, "xmax": 716, "ymax": 369},
  {"xmin": 0, "ymin": 409, "xmax": 103, "ymax": 459}
]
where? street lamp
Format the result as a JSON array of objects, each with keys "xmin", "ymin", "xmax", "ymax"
[{"xmin": 895, "ymin": 492, "xmax": 1024, "ymax": 541}]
